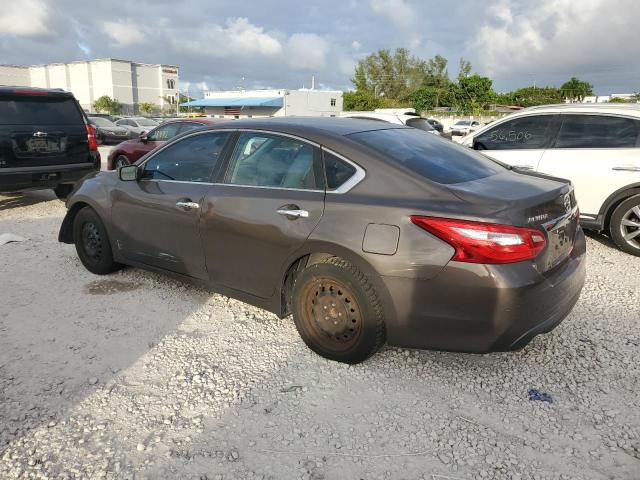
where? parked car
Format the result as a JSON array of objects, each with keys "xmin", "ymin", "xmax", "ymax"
[
  {"xmin": 0, "ymin": 86, "xmax": 100, "ymax": 199},
  {"xmin": 341, "ymin": 111, "xmax": 441, "ymax": 135},
  {"xmin": 461, "ymin": 103, "xmax": 640, "ymax": 256},
  {"xmin": 114, "ymin": 117, "xmax": 159, "ymax": 137},
  {"xmin": 60, "ymin": 118, "xmax": 585, "ymax": 363},
  {"xmin": 87, "ymin": 113, "xmax": 121, "ymax": 123},
  {"xmin": 87, "ymin": 116, "xmax": 131, "ymax": 144},
  {"xmin": 107, "ymin": 118, "xmax": 219, "ymax": 169},
  {"xmin": 450, "ymin": 119, "xmax": 481, "ymax": 136},
  {"xmin": 426, "ymin": 118, "xmax": 444, "ymax": 133}
]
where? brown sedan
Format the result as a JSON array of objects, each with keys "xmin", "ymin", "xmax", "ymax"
[{"xmin": 59, "ymin": 118, "xmax": 585, "ymax": 363}]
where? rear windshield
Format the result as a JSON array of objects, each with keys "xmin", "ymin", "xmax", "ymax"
[
  {"xmin": 89, "ymin": 117, "xmax": 114, "ymax": 127},
  {"xmin": 349, "ymin": 128, "xmax": 503, "ymax": 184},
  {"xmin": 0, "ymin": 95, "xmax": 84, "ymax": 125}
]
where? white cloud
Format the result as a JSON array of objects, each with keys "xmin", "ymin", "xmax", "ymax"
[
  {"xmin": 0, "ymin": 0, "xmax": 50, "ymax": 37},
  {"xmin": 174, "ymin": 17, "xmax": 282, "ymax": 58},
  {"xmin": 286, "ymin": 33, "xmax": 329, "ymax": 70},
  {"xmin": 369, "ymin": 0, "xmax": 416, "ymax": 30},
  {"xmin": 471, "ymin": 0, "xmax": 640, "ymax": 81},
  {"xmin": 101, "ymin": 19, "xmax": 147, "ymax": 47},
  {"xmin": 351, "ymin": 40, "xmax": 362, "ymax": 51}
]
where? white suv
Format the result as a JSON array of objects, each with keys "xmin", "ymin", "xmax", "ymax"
[{"xmin": 461, "ymin": 104, "xmax": 640, "ymax": 255}]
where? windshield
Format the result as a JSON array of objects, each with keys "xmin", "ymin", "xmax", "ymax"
[
  {"xmin": 349, "ymin": 128, "xmax": 503, "ymax": 184},
  {"xmin": 405, "ymin": 118, "xmax": 435, "ymax": 132},
  {"xmin": 136, "ymin": 118, "xmax": 159, "ymax": 126},
  {"xmin": 455, "ymin": 120, "xmax": 471, "ymax": 126},
  {"xmin": 89, "ymin": 117, "xmax": 114, "ymax": 127}
]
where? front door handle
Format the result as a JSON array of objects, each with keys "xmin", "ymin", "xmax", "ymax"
[
  {"xmin": 176, "ymin": 200, "xmax": 200, "ymax": 210},
  {"xmin": 517, "ymin": 165, "xmax": 535, "ymax": 170},
  {"xmin": 612, "ymin": 166, "xmax": 640, "ymax": 172},
  {"xmin": 277, "ymin": 208, "xmax": 309, "ymax": 219}
]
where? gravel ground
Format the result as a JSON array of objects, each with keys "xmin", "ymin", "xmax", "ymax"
[{"xmin": 0, "ymin": 189, "xmax": 639, "ymax": 480}]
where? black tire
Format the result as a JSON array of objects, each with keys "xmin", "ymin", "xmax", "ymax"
[
  {"xmin": 114, "ymin": 155, "xmax": 129, "ymax": 169},
  {"xmin": 53, "ymin": 184, "xmax": 74, "ymax": 200},
  {"xmin": 609, "ymin": 195, "xmax": 640, "ymax": 256},
  {"xmin": 72, "ymin": 207, "xmax": 121, "ymax": 274},
  {"xmin": 291, "ymin": 257, "xmax": 386, "ymax": 364}
]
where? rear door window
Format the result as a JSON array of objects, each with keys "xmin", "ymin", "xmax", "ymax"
[
  {"xmin": 0, "ymin": 95, "xmax": 83, "ymax": 125},
  {"xmin": 474, "ymin": 115, "xmax": 558, "ymax": 150},
  {"xmin": 349, "ymin": 128, "xmax": 502, "ymax": 184},
  {"xmin": 223, "ymin": 132, "xmax": 321, "ymax": 190},
  {"xmin": 323, "ymin": 151, "xmax": 356, "ymax": 190},
  {"xmin": 142, "ymin": 132, "xmax": 231, "ymax": 182},
  {"xmin": 555, "ymin": 114, "xmax": 640, "ymax": 148}
]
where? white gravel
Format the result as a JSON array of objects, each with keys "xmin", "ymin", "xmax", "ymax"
[{"xmin": 0, "ymin": 190, "xmax": 639, "ymax": 480}]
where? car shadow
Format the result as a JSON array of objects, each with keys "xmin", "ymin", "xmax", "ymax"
[
  {"xmin": 583, "ymin": 229, "xmax": 618, "ymax": 249},
  {"xmin": 0, "ymin": 190, "xmax": 58, "ymax": 210}
]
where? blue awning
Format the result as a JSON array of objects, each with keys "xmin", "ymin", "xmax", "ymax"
[{"xmin": 180, "ymin": 96, "xmax": 283, "ymax": 108}]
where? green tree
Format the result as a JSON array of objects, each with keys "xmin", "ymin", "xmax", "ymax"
[
  {"xmin": 410, "ymin": 86, "xmax": 447, "ymax": 113},
  {"xmin": 499, "ymin": 86, "xmax": 563, "ymax": 107},
  {"xmin": 452, "ymin": 74, "xmax": 495, "ymax": 114},
  {"xmin": 351, "ymin": 48, "xmax": 450, "ymax": 101},
  {"xmin": 608, "ymin": 96, "xmax": 629, "ymax": 103},
  {"xmin": 458, "ymin": 58, "xmax": 472, "ymax": 79},
  {"xmin": 560, "ymin": 77, "xmax": 593, "ymax": 102},
  {"xmin": 343, "ymin": 90, "xmax": 383, "ymax": 111},
  {"xmin": 139, "ymin": 102, "xmax": 156, "ymax": 115},
  {"xmin": 92, "ymin": 95, "xmax": 122, "ymax": 115}
]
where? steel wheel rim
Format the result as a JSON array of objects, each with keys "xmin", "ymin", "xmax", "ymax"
[
  {"xmin": 300, "ymin": 277, "xmax": 363, "ymax": 352},
  {"xmin": 620, "ymin": 205, "xmax": 640, "ymax": 249},
  {"xmin": 81, "ymin": 222, "xmax": 103, "ymax": 262}
]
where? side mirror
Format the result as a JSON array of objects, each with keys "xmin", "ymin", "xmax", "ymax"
[
  {"xmin": 139, "ymin": 133, "xmax": 148, "ymax": 143},
  {"xmin": 119, "ymin": 165, "xmax": 139, "ymax": 181}
]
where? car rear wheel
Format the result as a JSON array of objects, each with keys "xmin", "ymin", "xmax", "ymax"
[
  {"xmin": 114, "ymin": 155, "xmax": 129, "ymax": 169},
  {"xmin": 609, "ymin": 195, "xmax": 640, "ymax": 256},
  {"xmin": 53, "ymin": 184, "xmax": 73, "ymax": 200},
  {"xmin": 291, "ymin": 257, "xmax": 386, "ymax": 364},
  {"xmin": 72, "ymin": 207, "xmax": 121, "ymax": 274}
]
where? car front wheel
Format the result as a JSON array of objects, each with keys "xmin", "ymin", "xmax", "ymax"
[
  {"xmin": 114, "ymin": 155, "xmax": 130, "ymax": 169},
  {"xmin": 72, "ymin": 207, "xmax": 121, "ymax": 274},
  {"xmin": 609, "ymin": 194, "xmax": 640, "ymax": 256},
  {"xmin": 291, "ymin": 257, "xmax": 386, "ymax": 364}
]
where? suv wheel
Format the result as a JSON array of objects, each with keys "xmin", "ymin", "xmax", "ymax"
[
  {"xmin": 291, "ymin": 257, "xmax": 386, "ymax": 364},
  {"xmin": 114, "ymin": 155, "xmax": 129, "ymax": 169},
  {"xmin": 609, "ymin": 195, "xmax": 640, "ymax": 256},
  {"xmin": 73, "ymin": 207, "xmax": 121, "ymax": 274},
  {"xmin": 53, "ymin": 184, "xmax": 74, "ymax": 200}
]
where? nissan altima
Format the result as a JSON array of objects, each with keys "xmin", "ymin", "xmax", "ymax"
[{"xmin": 59, "ymin": 118, "xmax": 586, "ymax": 364}]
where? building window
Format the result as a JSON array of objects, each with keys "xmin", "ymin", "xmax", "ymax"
[
  {"xmin": 330, "ymin": 98, "xmax": 336, "ymax": 107},
  {"xmin": 166, "ymin": 79, "xmax": 175, "ymax": 89}
]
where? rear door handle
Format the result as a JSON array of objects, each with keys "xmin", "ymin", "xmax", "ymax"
[
  {"xmin": 277, "ymin": 208, "xmax": 309, "ymax": 219},
  {"xmin": 176, "ymin": 200, "xmax": 200, "ymax": 210},
  {"xmin": 612, "ymin": 166, "xmax": 640, "ymax": 172}
]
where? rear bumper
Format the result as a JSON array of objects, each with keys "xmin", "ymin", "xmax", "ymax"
[
  {"xmin": 0, "ymin": 156, "xmax": 100, "ymax": 193},
  {"xmin": 380, "ymin": 227, "xmax": 586, "ymax": 353}
]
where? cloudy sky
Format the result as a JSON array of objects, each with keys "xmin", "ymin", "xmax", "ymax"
[{"xmin": 1, "ymin": 0, "xmax": 639, "ymax": 97}]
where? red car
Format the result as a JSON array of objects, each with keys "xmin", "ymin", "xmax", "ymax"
[{"xmin": 107, "ymin": 118, "xmax": 220, "ymax": 170}]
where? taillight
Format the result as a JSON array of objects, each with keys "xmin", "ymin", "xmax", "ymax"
[
  {"xmin": 86, "ymin": 124, "xmax": 98, "ymax": 151},
  {"xmin": 410, "ymin": 216, "xmax": 546, "ymax": 264}
]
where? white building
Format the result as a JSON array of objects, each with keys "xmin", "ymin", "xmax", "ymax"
[
  {"xmin": 572, "ymin": 93, "xmax": 637, "ymax": 104},
  {"xmin": 182, "ymin": 88, "xmax": 343, "ymax": 118},
  {"xmin": 0, "ymin": 59, "xmax": 179, "ymax": 114}
]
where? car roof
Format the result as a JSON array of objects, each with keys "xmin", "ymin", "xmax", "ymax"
[
  {"xmin": 209, "ymin": 116, "xmax": 405, "ymax": 137},
  {"xmin": 517, "ymin": 103, "xmax": 640, "ymax": 117},
  {"xmin": 0, "ymin": 86, "xmax": 74, "ymax": 97}
]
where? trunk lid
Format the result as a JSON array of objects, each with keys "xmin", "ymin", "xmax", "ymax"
[
  {"xmin": 0, "ymin": 92, "xmax": 89, "ymax": 168},
  {"xmin": 446, "ymin": 170, "xmax": 579, "ymax": 272}
]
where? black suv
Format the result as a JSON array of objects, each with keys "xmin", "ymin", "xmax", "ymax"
[{"xmin": 0, "ymin": 87, "xmax": 101, "ymax": 199}]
